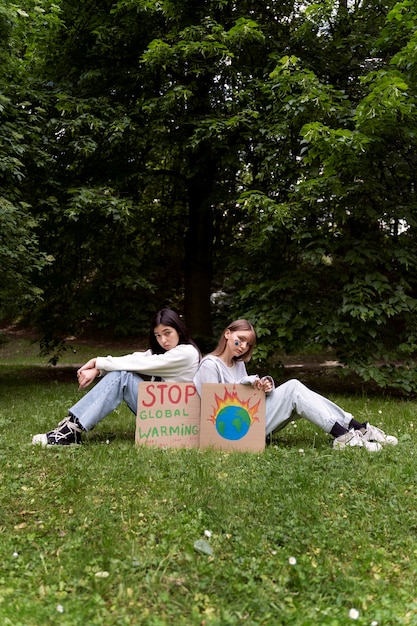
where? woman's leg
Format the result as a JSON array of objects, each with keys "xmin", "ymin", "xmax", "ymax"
[
  {"xmin": 265, "ymin": 379, "xmax": 353, "ymax": 436},
  {"xmin": 70, "ymin": 370, "xmax": 143, "ymax": 431},
  {"xmin": 32, "ymin": 371, "xmax": 143, "ymax": 446}
]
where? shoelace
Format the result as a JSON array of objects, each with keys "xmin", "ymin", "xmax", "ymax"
[{"xmin": 49, "ymin": 417, "xmax": 82, "ymax": 440}]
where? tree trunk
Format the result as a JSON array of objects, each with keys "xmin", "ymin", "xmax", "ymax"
[{"xmin": 184, "ymin": 165, "xmax": 215, "ymax": 340}]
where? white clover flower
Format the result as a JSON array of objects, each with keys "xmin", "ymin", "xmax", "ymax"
[
  {"xmin": 378, "ymin": 410, "xmax": 382, "ymax": 414},
  {"xmin": 349, "ymin": 608, "xmax": 359, "ymax": 620},
  {"xmin": 106, "ymin": 439, "xmax": 110, "ymax": 444},
  {"xmin": 12, "ymin": 552, "xmax": 18, "ymax": 558},
  {"xmin": 371, "ymin": 621, "xmax": 378, "ymax": 626},
  {"xmin": 204, "ymin": 529, "xmax": 212, "ymax": 538},
  {"xmin": 298, "ymin": 449, "xmax": 304, "ymax": 454},
  {"xmin": 95, "ymin": 571, "xmax": 109, "ymax": 578},
  {"xmin": 57, "ymin": 605, "xmax": 64, "ymax": 613},
  {"xmin": 288, "ymin": 556, "xmax": 297, "ymax": 565}
]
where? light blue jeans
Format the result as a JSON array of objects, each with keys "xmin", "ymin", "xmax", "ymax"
[
  {"xmin": 265, "ymin": 379, "xmax": 353, "ymax": 436},
  {"xmin": 72, "ymin": 374, "xmax": 353, "ymax": 436},
  {"xmin": 70, "ymin": 371, "xmax": 143, "ymax": 431}
]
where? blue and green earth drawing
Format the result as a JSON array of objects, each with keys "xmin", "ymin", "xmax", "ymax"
[{"xmin": 215, "ymin": 405, "xmax": 251, "ymax": 440}]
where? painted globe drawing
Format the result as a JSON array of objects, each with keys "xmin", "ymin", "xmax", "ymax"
[{"xmin": 215, "ymin": 405, "xmax": 251, "ymax": 440}]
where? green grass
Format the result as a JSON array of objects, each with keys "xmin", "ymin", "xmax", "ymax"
[
  {"xmin": 1, "ymin": 336, "xmax": 417, "ymax": 625},
  {"xmin": 0, "ymin": 332, "xmax": 138, "ymax": 367}
]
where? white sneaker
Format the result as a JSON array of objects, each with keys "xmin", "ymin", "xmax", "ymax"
[
  {"xmin": 361, "ymin": 422, "xmax": 398, "ymax": 446},
  {"xmin": 333, "ymin": 429, "xmax": 382, "ymax": 452}
]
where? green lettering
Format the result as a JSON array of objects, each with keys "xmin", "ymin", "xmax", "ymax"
[{"xmin": 137, "ymin": 427, "xmax": 152, "ymax": 439}]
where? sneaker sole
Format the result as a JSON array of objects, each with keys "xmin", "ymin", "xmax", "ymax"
[
  {"xmin": 32, "ymin": 434, "xmax": 82, "ymax": 447},
  {"xmin": 333, "ymin": 441, "xmax": 382, "ymax": 452},
  {"xmin": 363, "ymin": 435, "xmax": 398, "ymax": 446}
]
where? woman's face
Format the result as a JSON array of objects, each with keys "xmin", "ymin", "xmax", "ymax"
[
  {"xmin": 224, "ymin": 329, "xmax": 254, "ymax": 359},
  {"xmin": 154, "ymin": 324, "xmax": 180, "ymax": 351}
]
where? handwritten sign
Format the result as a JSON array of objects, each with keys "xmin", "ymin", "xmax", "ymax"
[
  {"xmin": 199, "ymin": 384, "xmax": 266, "ymax": 452},
  {"xmin": 136, "ymin": 382, "xmax": 200, "ymax": 448}
]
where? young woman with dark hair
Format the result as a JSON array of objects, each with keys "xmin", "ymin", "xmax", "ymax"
[
  {"xmin": 148, "ymin": 308, "xmax": 199, "ymax": 355},
  {"xmin": 32, "ymin": 309, "xmax": 201, "ymax": 446},
  {"xmin": 193, "ymin": 319, "xmax": 397, "ymax": 451}
]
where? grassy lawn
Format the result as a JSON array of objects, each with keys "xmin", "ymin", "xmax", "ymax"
[{"xmin": 0, "ymin": 333, "xmax": 417, "ymax": 625}]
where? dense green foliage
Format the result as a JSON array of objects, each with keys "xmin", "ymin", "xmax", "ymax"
[
  {"xmin": 1, "ymin": 0, "xmax": 417, "ymax": 390},
  {"xmin": 0, "ymin": 2, "xmax": 53, "ymax": 319}
]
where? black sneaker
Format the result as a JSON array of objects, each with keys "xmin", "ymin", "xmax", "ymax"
[{"xmin": 32, "ymin": 415, "xmax": 83, "ymax": 446}]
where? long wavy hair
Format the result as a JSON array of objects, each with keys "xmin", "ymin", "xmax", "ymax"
[
  {"xmin": 211, "ymin": 319, "xmax": 256, "ymax": 363},
  {"xmin": 149, "ymin": 309, "xmax": 201, "ymax": 355}
]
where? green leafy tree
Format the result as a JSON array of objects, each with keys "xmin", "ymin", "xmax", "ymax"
[
  {"xmin": 23, "ymin": 0, "xmax": 295, "ymax": 340},
  {"xmin": 15, "ymin": 0, "xmax": 172, "ymax": 341},
  {"xmin": 227, "ymin": 1, "xmax": 417, "ymax": 391},
  {"xmin": 5, "ymin": 0, "xmax": 417, "ymax": 391},
  {"xmin": 0, "ymin": 2, "xmax": 54, "ymax": 321}
]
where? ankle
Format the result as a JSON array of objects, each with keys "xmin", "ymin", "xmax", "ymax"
[
  {"xmin": 330, "ymin": 422, "xmax": 349, "ymax": 438},
  {"xmin": 349, "ymin": 418, "xmax": 367, "ymax": 431},
  {"xmin": 69, "ymin": 413, "xmax": 85, "ymax": 431}
]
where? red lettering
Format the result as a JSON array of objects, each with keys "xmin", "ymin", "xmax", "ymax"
[
  {"xmin": 185, "ymin": 384, "xmax": 197, "ymax": 403},
  {"xmin": 139, "ymin": 382, "xmax": 198, "ymax": 407},
  {"xmin": 141, "ymin": 384, "xmax": 157, "ymax": 408},
  {"xmin": 158, "ymin": 384, "xmax": 168, "ymax": 403},
  {"xmin": 168, "ymin": 385, "xmax": 181, "ymax": 403}
]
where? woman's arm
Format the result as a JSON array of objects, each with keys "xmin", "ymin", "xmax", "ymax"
[{"xmin": 95, "ymin": 345, "xmax": 199, "ymax": 381}]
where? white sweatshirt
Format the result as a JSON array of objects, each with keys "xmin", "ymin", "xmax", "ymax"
[{"xmin": 96, "ymin": 344, "xmax": 200, "ymax": 382}]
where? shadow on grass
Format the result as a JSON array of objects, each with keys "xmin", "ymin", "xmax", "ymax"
[
  {"xmin": 0, "ymin": 365, "xmax": 77, "ymax": 387},
  {"xmin": 268, "ymin": 366, "xmax": 402, "ymax": 398},
  {"xmin": 84, "ymin": 429, "xmax": 136, "ymax": 444},
  {"xmin": 0, "ymin": 363, "xmax": 406, "ymax": 399}
]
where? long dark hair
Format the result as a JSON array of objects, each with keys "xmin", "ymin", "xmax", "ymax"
[
  {"xmin": 211, "ymin": 319, "xmax": 257, "ymax": 363},
  {"xmin": 149, "ymin": 308, "xmax": 201, "ymax": 355}
]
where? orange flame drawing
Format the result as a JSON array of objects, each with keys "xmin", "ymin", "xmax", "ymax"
[{"xmin": 209, "ymin": 387, "xmax": 261, "ymax": 424}]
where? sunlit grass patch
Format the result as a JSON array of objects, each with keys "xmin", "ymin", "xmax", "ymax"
[{"xmin": 1, "ymin": 339, "xmax": 417, "ymax": 624}]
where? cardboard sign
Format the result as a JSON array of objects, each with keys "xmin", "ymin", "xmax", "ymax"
[
  {"xmin": 199, "ymin": 384, "xmax": 266, "ymax": 452},
  {"xmin": 136, "ymin": 382, "xmax": 200, "ymax": 448}
]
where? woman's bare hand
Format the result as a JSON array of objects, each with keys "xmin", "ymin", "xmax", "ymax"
[
  {"xmin": 253, "ymin": 376, "xmax": 273, "ymax": 393},
  {"xmin": 77, "ymin": 359, "xmax": 99, "ymax": 390}
]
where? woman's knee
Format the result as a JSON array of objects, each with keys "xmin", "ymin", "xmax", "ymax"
[
  {"xmin": 280, "ymin": 379, "xmax": 305, "ymax": 394},
  {"xmin": 102, "ymin": 370, "xmax": 135, "ymax": 385}
]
